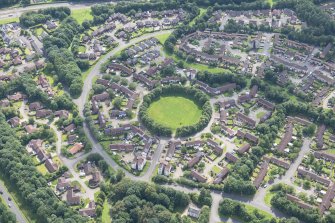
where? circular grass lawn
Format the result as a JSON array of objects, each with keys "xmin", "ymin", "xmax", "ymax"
[{"xmin": 146, "ymin": 96, "xmax": 202, "ymax": 131}]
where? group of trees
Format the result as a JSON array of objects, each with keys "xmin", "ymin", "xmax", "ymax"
[
  {"xmin": 197, "ymin": 71, "xmax": 247, "ymax": 89},
  {"xmin": 20, "ymin": 7, "xmax": 71, "ymax": 27},
  {"xmin": 274, "ymin": 0, "xmax": 335, "ymax": 46},
  {"xmin": 110, "ymin": 179, "xmax": 193, "ymax": 223},
  {"xmin": 43, "ymin": 16, "xmax": 84, "ymax": 98},
  {"xmin": 0, "ymin": 113, "xmax": 87, "ymax": 223},
  {"xmin": 219, "ymin": 198, "xmax": 300, "ymax": 223},
  {"xmin": 139, "ymin": 85, "xmax": 212, "ymax": 137},
  {"xmin": 0, "ymin": 199, "xmax": 16, "ymax": 223},
  {"xmin": 271, "ymin": 192, "xmax": 321, "ymax": 223}
]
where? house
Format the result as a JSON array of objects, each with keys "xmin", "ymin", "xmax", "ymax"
[
  {"xmin": 314, "ymin": 151, "xmax": 335, "ymax": 162},
  {"xmin": 286, "ymin": 194, "xmax": 315, "ymax": 210},
  {"xmin": 68, "ymin": 134, "xmax": 77, "ymax": 144},
  {"xmin": 269, "ymin": 157, "xmax": 290, "ymax": 169},
  {"xmin": 55, "ymin": 110, "xmax": 69, "ymax": 119},
  {"xmin": 213, "ymin": 167, "xmax": 229, "ymax": 184},
  {"xmin": 188, "ymin": 152, "xmax": 203, "ymax": 168},
  {"xmin": 83, "ymin": 162, "xmax": 94, "ymax": 176},
  {"xmin": 28, "ymin": 139, "xmax": 43, "ymax": 151},
  {"xmin": 109, "ymin": 144, "xmax": 134, "ymax": 153},
  {"xmin": 207, "ymin": 139, "xmax": 223, "ymax": 155},
  {"xmin": 46, "ymin": 20, "xmax": 57, "ymax": 30},
  {"xmin": 319, "ymin": 183, "xmax": 335, "ymax": 213},
  {"xmin": 297, "ymin": 167, "xmax": 331, "ymax": 186},
  {"xmin": 64, "ymin": 123, "xmax": 76, "ymax": 133},
  {"xmin": 253, "ymin": 160, "xmax": 269, "ymax": 188},
  {"xmin": 8, "ymin": 116, "xmax": 20, "ymax": 127},
  {"xmin": 238, "ymin": 143, "xmax": 251, "ymax": 155},
  {"xmin": 245, "ymin": 133, "xmax": 259, "ymax": 144},
  {"xmin": 7, "ymin": 92, "xmax": 26, "ymax": 101},
  {"xmin": 316, "ymin": 124, "xmax": 326, "ymax": 149},
  {"xmin": 225, "ymin": 152, "xmax": 238, "ymax": 163},
  {"xmin": 45, "ymin": 158, "xmax": 58, "ymax": 173},
  {"xmin": 79, "ymin": 201, "xmax": 96, "ymax": 217},
  {"xmin": 38, "ymin": 75, "xmax": 49, "ymax": 88},
  {"xmin": 36, "ymin": 147, "xmax": 48, "ymax": 162},
  {"xmin": 158, "ymin": 161, "xmax": 172, "ymax": 176},
  {"xmin": 320, "ymin": 43, "xmax": 332, "ymax": 59},
  {"xmin": 191, "ymin": 170, "xmax": 207, "ymax": 183},
  {"xmin": 236, "ymin": 112, "xmax": 256, "ymax": 128},
  {"xmin": 89, "ymin": 171, "xmax": 101, "ymax": 186},
  {"xmin": 131, "ymin": 156, "xmax": 146, "ymax": 171},
  {"xmin": 166, "ymin": 141, "xmax": 181, "ymax": 161},
  {"xmin": 69, "ymin": 143, "xmax": 84, "ymax": 155},
  {"xmin": 29, "ymin": 102, "xmax": 43, "ymax": 111},
  {"xmin": 0, "ymin": 99, "xmax": 10, "ymax": 107},
  {"xmin": 188, "ymin": 206, "xmax": 201, "ymax": 219},
  {"xmin": 56, "ymin": 177, "xmax": 70, "ymax": 191},
  {"xmin": 277, "ymin": 122, "xmax": 293, "ymax": 152},
  {"xmin": 36, "ymin": 109, "xmax": 52, "ymax": 118},
  {"xmin": 98, "ymin": 112, "xmax": 106, "ymax": 128},
  {"xmin": 257, "ymin": 98, "xmax": 275, "ymax": 110},
  {"xmin": 66, "ymin": 189, "xmax": 81, "ymax": 205},
  {"xmin": 184, "ymin": 140, "xmax": 205, "ymax": 148},
  {"xmin": 221, "ymin": 125, "xmax": 236, "ymax": 138},
  {"xmin": 92, "ymin": 92, "xmax": 109, "ymax": 102},
  {"xmin": 108, "ymin": 63, "xmax": 134, "ymax": 76},
  {"xmin": 25, "ymin": 125, "xmax": 38, "ymax": 134}
]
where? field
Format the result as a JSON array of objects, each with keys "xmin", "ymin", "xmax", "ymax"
[
  {"xmin": 147, "ymin": 96, "xmax": 202, "ymax": 130},
  {"xmin": 71, "ymin": 8, "xmax": 93, "ymax": 24},
  {"xmin": 0, "ymin": 17, "xmax": 19, "ymax": 25},
  {"xmin": 156, "ymin": 32, "xmax": 171, "ymax": 44}
]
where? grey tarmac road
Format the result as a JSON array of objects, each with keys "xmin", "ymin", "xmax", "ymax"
[{"xmin": 0, "ymin": 181, "xmax": 26, "ymax": 223}]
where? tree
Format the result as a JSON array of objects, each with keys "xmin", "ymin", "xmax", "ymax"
[{"xmin": 113, "ymin": 97, "xmax": 123, "ymax": 110}]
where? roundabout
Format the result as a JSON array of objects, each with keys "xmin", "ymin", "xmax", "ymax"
[{"xmin": 139, "ymin": 85, "xmax": 212, "ymax": 137}]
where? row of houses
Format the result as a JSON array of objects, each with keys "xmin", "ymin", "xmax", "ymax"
[{"xmin": 193, "ymin": 80, "xmax": 236, "ymax": 95}]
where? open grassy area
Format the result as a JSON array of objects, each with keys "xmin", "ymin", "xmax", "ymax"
[
  {"xmin": 101, "ymin": 200, "xmax": 111, "ymax": 223},
  {"xmin": 189, "ymin": 8, "xmax": 207, "ymax": 26},
  {"xmin": 147, "ymin": 96, "xmax": 202, "ymax": 130},
  {"xmin": 0, "ymin": 17, "xmax": 19, "ymax": 25},
  {"xmin": 36, "ymin": 164, "xmax": 48, "ymax": 175},
  {"xmin": 71, "ymin": 8, "xmax": 93, "ymax": 24},
  {"xmin": 244, "ymin": 204, "xmax": 274, "ymax": 220},
  {"xmin": 156, "ymin": 32, "xmax": 171, "ymax": 44},
  {"xmin": 256, "ymin": 111, "xmax": 266, "ymax": 119}
]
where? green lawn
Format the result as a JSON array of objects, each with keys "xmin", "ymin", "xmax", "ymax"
[
  {"xmin": 264, "ymin": 190, "xmax": 276, "ymax": 206},
  {"xmin": 71, "ymin": 8, "xmax": 93, "ymax": 24},
  {"xmin": 147, "ymin": 96, "xmax": 202, "ymax": 130},
  {"xmin": 36, "ymin": 164, "xmax": 48, "ymax": 175},
  {"xmin": 245, "ymin": 204, "xmax": 274, "ymax": 220},
  {"xmin": 156, "ymin": 32, "xmax": 171, "ymax": 44},
  {"xmin": 35, "ymin": 27, "xmax": 44, "ymax": 36},
  {"xmin": 78, "ymin": 45, "xmax": 86, "ymax": 53},
  {"xmin": 256, "ymin": 111, "xmax": 266, "ymax": 119},
  {"xmin": 101, "ymin": 200, "xmax": 111, "ymax": 223},
  {"xmin": 212, "ymin": 165, "xmax": 221, "ymax": 174},
  {"xmin": 0, "ymin": 17, "xmax": 19, "ymax": 25},
  {"xmin": 189, "ymin": 8, "xmax": 207, "ymax": 26}
]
